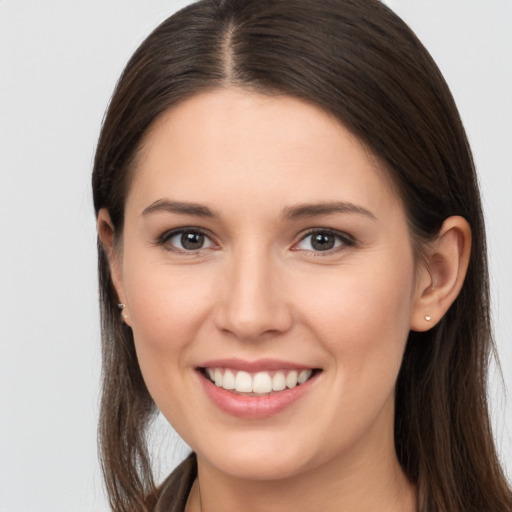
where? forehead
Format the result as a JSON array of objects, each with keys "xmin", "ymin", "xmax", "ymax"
[{"xmin": 126, "ymin": 88, "xmax": 402, "ymax": 220}]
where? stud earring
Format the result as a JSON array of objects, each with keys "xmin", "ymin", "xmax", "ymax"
[
  {"xmin": 117, "ymin": 303, "xmax": 128, "ymax": 321},
  {"xmin": 425, "ymin": 315, "xmax": 432, "ymax": 322}
]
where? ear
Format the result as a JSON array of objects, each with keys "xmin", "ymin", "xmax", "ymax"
[
  {"xmin": 410, "ymin": 216, "xmax": 471, "ymax": 332},
  {"xmin": 97, "ymin": 208, "xmax": 130, "ymax": 325}
]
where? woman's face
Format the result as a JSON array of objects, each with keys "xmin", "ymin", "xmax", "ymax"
[{"xmin": 111, "ymin": 88, "xmax": 425, "ymax": 480}]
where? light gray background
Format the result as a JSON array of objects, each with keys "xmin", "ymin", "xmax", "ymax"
[{"xmin": 0, "ymin": 1, "xmax": 510, "ymax": 510}]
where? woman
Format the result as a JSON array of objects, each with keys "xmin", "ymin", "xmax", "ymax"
[{"xmin": 92, "ymin": 0, "xmax": 512, "ymax": 510}]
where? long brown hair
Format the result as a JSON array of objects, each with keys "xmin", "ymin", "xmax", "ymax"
[{"xmin": 92, "ymin": 1, "xmax": 512, "ymax": 510}]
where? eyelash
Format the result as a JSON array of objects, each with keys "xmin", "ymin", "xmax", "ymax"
[
  {"xmin": 156, "ymin": 227, "xmax": 355, "ymax": 255},
  {"xmin": 157, "ymin": 227, "xmax": 216, "ymax": 254},
  {"xmin": 294, "ymin": 228, "xmax": 355, "ymax": 255}
]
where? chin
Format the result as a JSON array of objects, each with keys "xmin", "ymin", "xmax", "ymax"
[
  {"xmin": 193, "ymin": 431, "xmax": 323, "ymax": 481},
  {"xmin": 210, "ymin": 452, "xmax": 313, "ymax": 481}
]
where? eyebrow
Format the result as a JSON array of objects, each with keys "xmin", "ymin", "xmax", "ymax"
[
  {"xmin": 282, "ymin": 202, "xmax": 376, "ymax": 221},
  {"xmin": 141, "ymin": 199, "xmax": 216, "ymax": 218},
  {"xmin": 141, "ymin": 199, "xmax": 376, "ymax": 221}
]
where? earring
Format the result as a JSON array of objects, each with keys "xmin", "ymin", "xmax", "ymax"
[
  {"xmin": 425, "ymin": 315, "xmax": 432, "ymax": 322},
  {"xmin": 117, "ymin": 303, "xmax": 128, "ymax": 321}
]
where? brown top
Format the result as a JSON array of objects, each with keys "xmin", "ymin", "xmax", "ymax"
[{"xmin": 154, "ymin": 454, "xmax": 197, "ymax": 512}]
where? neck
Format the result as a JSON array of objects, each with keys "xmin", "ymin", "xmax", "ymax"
[{"xmin": 186, "ymin": 429, "xmax": 417, "ymax": 512}]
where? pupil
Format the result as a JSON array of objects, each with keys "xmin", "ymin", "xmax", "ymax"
[
  {"xmin": 312, "ymin": 233, "xmax": 334, "ymax": 251},
  {"xmin": 181, "ymin": 232, "xmax": 204, "ymax": 250}
]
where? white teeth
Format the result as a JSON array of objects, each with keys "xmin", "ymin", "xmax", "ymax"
[
  {"xmin": 223, "ymin": 369, "xmax": 235, "ymax": 390},
  {"xmin": 272, "ymin": 371, "xmax": 286, "ymax": 391},
  {"xmin": 235, "ymin": 371, "xmax": 253, "ymax": 392},
  {"xmin": 286, "ymin": 370, "xmax": 298, "ymax": 389},
  {"xmin": 252, "ymin": 372, "xmax": 273, "ymax": 393},
  {"xmin": 298, "ymin": 369, "xmax": 312, "ymax": 384},
  {"xmin": 214, "ymin": 369, "xmax": 223, "ymax": 387},
  {"xmin": 206, "ymin": 368, "xmax": 314, "ymax": 394}
]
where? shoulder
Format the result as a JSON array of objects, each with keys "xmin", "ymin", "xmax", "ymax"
[{"xmin": 153, "ymin": 453, "xmax": 197, "ymax": 512}]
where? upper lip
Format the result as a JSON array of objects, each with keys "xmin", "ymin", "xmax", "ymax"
[{"xmin": 197, "ymin": 358, "xmax": 317, "ymax": 372}]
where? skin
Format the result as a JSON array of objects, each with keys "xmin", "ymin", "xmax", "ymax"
[{"xmin": 98, "ymin": 88, "xmax": 471, "ymax": 512}]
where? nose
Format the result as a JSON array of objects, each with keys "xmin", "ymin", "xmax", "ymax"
[{"xmin": 213, "ymin": 247, "xmax": 293, "ymax": 341}]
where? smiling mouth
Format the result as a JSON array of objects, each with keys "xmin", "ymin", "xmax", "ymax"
[{"xmin": 200, "ymin": 367, "xmax": 320, "ymax": 396}]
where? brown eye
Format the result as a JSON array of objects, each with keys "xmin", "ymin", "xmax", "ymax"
[
  {"xmin": 296, "ymin": 230, "xmax": 352, "ymax": 252},
  {"xmin": 164, "ymin": 229, "xmax": 213, "ymax": 252},
  {"xmin": 180, "ymin": 232, "xmax": 205, "ymax": 250},
  {"xmin": 310, "ymin": 233, "xmax": 336, "ymax": 251}
]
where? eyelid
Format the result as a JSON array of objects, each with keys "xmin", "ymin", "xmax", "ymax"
[
  {"xmin": 156, "ymin": 226, "xmax": 218, "ymax": 253},
  {"xmin": 292, "ymin": 228, "xmax": 355, "ymax": 253},
  {"xmin": 154, "ymin": 226, "xmax": 355, "ymax": 255}
]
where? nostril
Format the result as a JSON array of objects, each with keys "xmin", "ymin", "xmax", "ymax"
[
  {"xmin": 214, "ymin": 301, "xmax": 294, "ymax": 341},
  {"xmin": 212, "ymin": 265, "xmax": 294, "ymax": 340}
]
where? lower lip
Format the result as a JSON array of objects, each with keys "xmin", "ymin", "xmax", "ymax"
[{"xmin": 198, "ymin": 371, "xmax": 319, "ymax": 419}]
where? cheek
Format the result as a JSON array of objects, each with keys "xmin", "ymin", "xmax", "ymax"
[
  {"xmin": 298, "ymin": 254, "xmax": 415, "ymax": 377},
  {"xmin": 122, "ymin": 266, "xmax": 218, "ymax": 424},
  {"xmin": 124, "ymin": 263, "xmax": 215, "ymax": 363}
]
